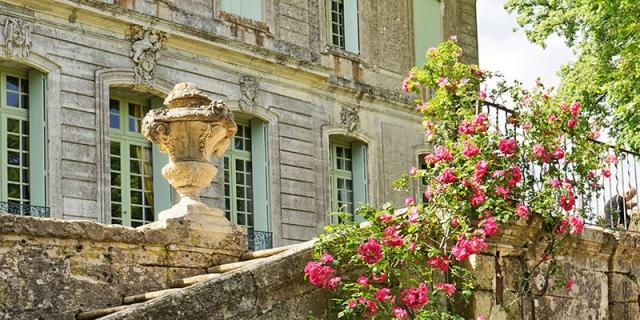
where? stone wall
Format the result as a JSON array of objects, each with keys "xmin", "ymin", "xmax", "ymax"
[
  {"xmin": 0, "ymin": 214, "xmax": 245, "ymax": 319},
  {"xmin": 0, "ymin": 0, "xmax": 466, "ymax": 246}
]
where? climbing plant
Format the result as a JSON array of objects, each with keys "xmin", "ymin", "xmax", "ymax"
[{"xmin": 304, "ymin": 39, "xmax": 610, "ymax": 319}]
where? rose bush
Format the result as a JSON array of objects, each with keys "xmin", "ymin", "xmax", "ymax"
[{"xmin": 304, "ymin": 40, "xmax": 610, "ymax": 319}]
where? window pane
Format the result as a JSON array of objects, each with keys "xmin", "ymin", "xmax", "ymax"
[
  {"xmin": 111, "ymin": 204, "xmax": 122, "ymax": 218},
  {"xmin": 131, "ymin": 206, "xmax": 143, "ymax": 219},
  {"xmin": 110, "ymin": 156, "xmax": 121, "ymax": 171},
  {"xmin": 7, "ymin": 183, "xmax": 20, "ymax": 198},
  {"xmin": 7, "ymin": 134, "xmax": 19, "ymax": 149},
  {"xmin": 111, "ymin": 188, "xmax": 121, "ymax": 202},
  {"xmin": 110, "ymin": 141, "xmax": 120, "ymax": 155},
  {"xmin": 7, "ymin": 92, "xmax": 19, "ymax": 107},
  {"xmin": 7, "ymin": 118, "xmax": 19, "ymax": 133},
  {"xmin": 21, "ymin": 79, "xmax": 28, "ymax": 93},
  {"xmin": 7, "ymin": 167, "xmax": 19, "ymax": 182},
  {"xmin": 6, "ymin": 76, "xmax": 19, "ymax": 91},
  {"xmin": 21, "ymin": 95, "xmax": 28, "ymax": 110},
  {"xmin": 131, "ymin": 175, "xmax": 142, "ymax": 189},
  {"xmin": 7, "ymin": 151, "xmax": 19, "ymax": 165},
  {"xmin": 131, "ymin": 191, "xmax": 142, "ymax": 205}
]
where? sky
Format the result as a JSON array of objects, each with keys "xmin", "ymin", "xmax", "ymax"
[{"xmin": 476, "ymin": 0, "xmax": 575, "ymax": 89}]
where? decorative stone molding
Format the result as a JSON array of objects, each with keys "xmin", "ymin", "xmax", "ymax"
[
  {"xmin": 239, "ymin": 75, "xmax": 260, "ymax": 110},
  {"xmin": 127, "ymin": 25, "xmax": 167, "ymax": 85},
  {"xmin": 340, "ymin": 106, "xmax": 359, "ymax": 133},
  {"xmin": 3, "ymin": 17, "xmax": 32, "ymax": 58}
]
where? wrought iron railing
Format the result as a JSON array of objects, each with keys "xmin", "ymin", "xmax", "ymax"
[
  {"xmin": 480, "ymin": 101, "xmax": 640, "ymax": 229},
  {"xmin": 0, "ymin": 201, "xmax": 50, "ymax": 217},
  {"xmin": 247, "ymin": 230, "xmax": 273, "ymax": 251}
]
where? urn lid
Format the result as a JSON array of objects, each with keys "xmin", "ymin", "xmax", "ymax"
[{"xmin": 164, "ymin": 82, "xmax": 212, "ymax": 109}]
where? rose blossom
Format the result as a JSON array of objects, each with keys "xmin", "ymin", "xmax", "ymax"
[
  {"xmin": 404, "ymin": 196, "xmax": 414, "ymax": 206},
  {"xmin": 552, "ymin": 148, "xmax": 565, "ymax": 160},
  {"xmin": 463, "ymin": 143, "xmax": 480, "ymax": 157},
  {"xmin": 499, "ymin": 138, "xmax": 517, "ymax": 155},
  {"xmin": 326, "ymin": 276, "xmax": 341, "ymax": 289},
  {"xmin": 532, "ymin": 144, "xmax": 545, "ymax": 159},
  {"xmin": 379, "ymin": 214, "xmax": 393, "ymax": 222},
  {"xmin": 320, "ymin": 253, "xmax": 334, "ymax": 264},
  {"xmin": 559, "ymin": 191, "xmax": 576, "ymax": 211},
  {"xmin": 428, "ymin": 256, "xmax": 450, "ymax": 272},
  {"xmin": 375, "ymin": 288, "xmax": 392, "ymax": 302},
  {"xmin": 478, "ymin": 90, "xmax": 487, "ymax": 100},
  {"xmin": 495, "ymin": 185, "xmax": 509, "ymax": 199},
  {"xmin": 516, "ymin": 203, "xmax": 529, "ymax": 219},
  {"xmin": 440, "ymin": 168, "xmax": 457, "ymax": 184},
  {"xmin": 477, "ymin": 316, "xmax": 488, "ymax": 320},
  {"xmin": 570, "ymin": 101, "xmax": 581, "ymax": 116},
  {"xmin": 475, "ymin": 160, "xmax": 489, "ymax": 180},
  {"xmin": 434, "ymin": 145, "xmax": 453, "ymax": 162},
  {"xmin": 304, "ymin": 261, "xmax": 336, "ymax": 288},
  {"xmin": 566, "ymin": 279, "xmax": 574, "ymax": 289},
  {"xmin": 473, "ymin": 113, "xmax": 488, "ymax": 132},
  {"xmin": 452, "ymin": 236, "xmax": 487, "ymax": 261},
  {"xmin": 481, "ymin": 216, "xmax": 499, "ymax": 236},
  {"xmin": 459, "ymin": 120, "xmax": 475, "ymax": 135},
  {"xmin": 437, "ymin": 77, "xmax": 449, "ymax": 87},
  {"xmin": 358, "ymin": 238, "xmax": 382, "ymax": 264},
  {"xmin": 567, "ymin": 118, "xmax": 577, "ymax": 129},
  {"xmin": 409, "ymin": 166, "xmax": 418, "ymax": 176},
  {"xmin": 568, "ymin": 215, "xmax": 585, "ymax": 234},
  {"xmin": 436, "ymin": 283, "xmax": 457, "ymax": 296},
  {"xmin": 356, "ymin": 276, "xmax": 369, "ymax": 287},
  {"xmin": 470, "ymin": 189, "xmax": 486, "ymax": 207},
  {"xmin": 509, "ymin": 165, "xmax": 523, "ymax": 186},
  {"xmin": 606, "ymin": 154, "xmax": 618, "ymax": 164},
  {"xmin": 522, "ymin": 122, "xmax": 532, "ymax": 130},
  {"xmin": 602, "ymin": 169, "xmax": 612, "ymax": 178},
  {"xmin": 401, "ymin": 283, "xmax": 429, "ymax": 309},
  {"xmin": 372, "ymin": 272, "xmax": 386, "ymax": 282},
  {"xmin": 407, "ymin": 207, "xmax": 419, "ymax": 224},
  {"xmin": 550, "ymin": 178, "xmax": 562, "ymax": 188},
  {"xmin": 393, "ymin": 307, "xmax": 408, "ymax": 319}
]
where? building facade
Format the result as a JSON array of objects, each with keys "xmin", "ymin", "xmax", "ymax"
[{"xmin": 0, "ymin": 0, "xmax": 478, "ymax": 247}]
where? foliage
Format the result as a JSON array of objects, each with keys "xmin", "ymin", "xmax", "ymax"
[
  {"xmin": 304, "ymin": 40, "xmax": 611, "ymax": 319},
  {"xmin": 504, "ymin": 0, "xmax": 640, "ymax": 151}
]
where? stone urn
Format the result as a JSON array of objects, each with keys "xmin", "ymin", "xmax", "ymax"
[{"xmin": 140, "ymin": 82, "xmax": 246, "ymax": 250}]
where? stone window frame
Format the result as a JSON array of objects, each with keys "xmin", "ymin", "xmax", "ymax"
[
  {"xmin": 323, "ymin": 0, "xmax": 360, "ymax": 55},
  {"xmin": 322, "ymin": 124, "xmax": 376, "ymax": 226},
  {"xmin": 0, "ymin": 46, "xmax": 62, "ymax": 217},
  {"xmin": 213, "ymin": 0, "xmax": 275, "ymax": 35},
  {"xmin": 95, "ymin": 69, "xmax": 174, "ymax": 224},
  {"xmin": 223, "ymin": 100, "xmax": 281, "ymax": 246}
]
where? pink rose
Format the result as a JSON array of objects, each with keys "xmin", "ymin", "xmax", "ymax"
[
  {"xmin": 463, "ymin": 143, "xmax": 481, "ymax": 157},
  {"xmin": 499, "ymin": 138, "xmax": 517, "ymax": 156},
  {"xmin": 478, "ymin": 90, "xmax": 487, "ymax": 100},
  {"xmin": 401, "ymin": 283, "xmax": 429, "ymax": 309},
  {"xmin": 565, "ymin": 279, "xmax": 574, "ymax": 289},
  {"xmin": 495, "ymin": 185, "xmax": 509, "ymax": 199},
  {"xmin": 358, "ymin": 238, "xmax": 382, "ymax": 264},
  {"xmin": 437, "ymin": 77, "xmax": 449, "ymax": 87},
  {"xmin": 602, "ymin": 169, "xmax": 612, "ymax": 178},
  {"xmin": 404, "ymin": 196, "xmax": 414, "ymax": 206},
  {"xmin": 434, "ymin": 145, "xmax": 453, "ymax": 162},
  {"xmin": 320, "ymin": 253, "xmax": 334, "ymax": 264},
  {"xmin": 570, "ymin": 101, "xmax": 581, "ymax": 116},
  {"xmin": 440, "ymin": 168, "xmax": 457, "ymax": 184},
  {"xmin": 436, "ymin": 283, "xmax": 457, "ymax": 296},
  {"xmin": 379, "ymin": 214, "xmax": 393, "ymax": 222},
  {"xmin": 356, "ymin": 276, "xmax": 369, "ymax": 287},
  {"xmin": 522, "ymin": 122, "xmax": 532, "ymax": 130},
  {"xmin": 393, "ymin": 307, "xmax": 408, "ymax": 319},
  {"xmin": 568, "ymin": 215, "xmax": 585, "ymax": 234},
  {"xmin": 326, "ymin": 276, "xmax": 341, "ymax": 289},
  {"xmin": 550, "ymin": 178, "xmax": 562, "ymax": 188},
  {"xmin": 428, "ymin": 256, "xmax": 450, "ymax": 272},
  {"xmin": 459, "ymin": 120, "xmax": 475, "ymax": 135},
  {"xmin": 567, "ymin": 118, "xmax": 577, "ymax": 129},
  {"xmin": 481, "ymin": 216, "xmax": 499, "ymax": 236},
  {"xmin": 372, "ymin": 272, "xmax": 386, "ymax": 282},
  {"xmin": 375, "ymin": 288, "xmax": 391, "ymax": 302},
  {"xmin": 475, "ymin": 160, "xmax": 489, "ymax": 180},
  {"xmin": 605, "ymin": 154, "xmax": 618, "ymax": 164},
  {"xmin": 516, "ymin": 203, "xmax": 529, "ymax": 219},
  {"xmin": 470, "ymin": 189, "xmax": 486, "ymax": 207},
  {"xmin": 409, "ymin": 166, "xmax": 418, "ymax": 176},
  {"xmin": 304, "ymin": 261, "xmax": 336, "ymax": 289},
  {"xmin": 532, "ymin": 144, "xmax": 545, "ymax": 159},
  {"xmin": 552, "ymin": 148, "xmax": 565, "ymax": 160}
]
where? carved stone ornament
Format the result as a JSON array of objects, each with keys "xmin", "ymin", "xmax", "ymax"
[
  {"xmin": 4, "ymin": 17, "xmax": 32, "ymax": 58},
  {"xmin": 142, "ymin": 82, "xmax": 236, "ymax": 206},
  {"xmin": 340, "ymin": 106, "xmax": 360, "ymax": 133},
  {"xmin": 239, "ymin": 75, "xmax": 260, "ymax": 110},
  {"xmin": 127, "ymin": 25, "xmax": 167, "ymax": 85}
]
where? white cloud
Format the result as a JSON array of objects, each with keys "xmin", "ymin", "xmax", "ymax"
[{"xmin": 476, "ymin": 0, "xmax": 575, "ymax": 89}]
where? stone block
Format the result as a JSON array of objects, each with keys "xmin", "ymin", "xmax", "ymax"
[{"xmin": 609, "ymin": 273, "xmax": 638, "ymax": 303}]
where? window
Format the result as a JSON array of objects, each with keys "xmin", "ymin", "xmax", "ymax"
[
  {"xmin": 327, "ymin": 0, "xmax": 359, "ymax": 54},
  {"xmin": 418, "ymin": 153, "xmax": 428, "ymax": 203},
  {"xmin": 109, "ymin": 95, "xmax": 172, "ymax": 227},
  {"xmin": 0, "ymin": 68, "xmax": 47, "ymax": 215},
  {"xmin": 329, "ymin": 139, "xmax": 367, "ymax": 222},
  {"xmin": 224, "ymin": 119, "xmax": 269, "ymax": 233},
  {"xmin": 413, "ymin": 0, "xmax": 443, "ymax": 65},
  {"xmin": 221, "ymin": 0, "xmax": 263, "ymax": 21}
]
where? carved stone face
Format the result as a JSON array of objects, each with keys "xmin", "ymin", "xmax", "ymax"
[
  {"xmin": 149, "ymin": 33, "xmax": 160, "ymax": 44},
  {"xmin": 13, "ymin": 28, "xmax": 27, "ymax": 45}
]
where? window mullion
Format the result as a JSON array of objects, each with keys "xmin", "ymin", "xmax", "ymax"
[{"xmin": 121, "ymin": 140, "xmax": 132, "ymax": 227}]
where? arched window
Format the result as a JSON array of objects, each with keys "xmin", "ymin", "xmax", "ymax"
[
  {"xmin": 0, "ymin": 66, "xmax": 47, "ymax": 216},
  {"xmin": 223, "ymin": 117, "xmax": 269, "ymax": 235},
  {"xmin": 329, "ymin": 136, "xmax": 367, "ymax": 222},
  {"xmin": 108, "ymin": 89, "xmax": 171, "ymax": 227}
]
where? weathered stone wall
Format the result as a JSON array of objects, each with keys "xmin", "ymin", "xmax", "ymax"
[{"xmin": 0, "ymin": 214, "xmax": 245, "ymax": 319}]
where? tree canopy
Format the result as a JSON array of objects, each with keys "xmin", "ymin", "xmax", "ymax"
[{"xmin": 505, "ymin": 0, "xmax": 640, "ymax": 150}]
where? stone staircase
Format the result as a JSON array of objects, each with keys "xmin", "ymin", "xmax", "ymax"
[{"xmin": 75, "ymin": 244, "xmax": 301, "ymax": 320}]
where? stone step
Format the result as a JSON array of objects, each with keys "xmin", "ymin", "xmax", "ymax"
[
  {"xmin": 76, "ymin": 304, "xmax": 138, "ymax": 320},
  {"xmin": 240, "ymin": 243, "xmax": 300, "ymax": 261},
  {"xmin": 123, "ymin": 288, "xmax": 180, "ymax": 305},
  {"xmin": 170, "ymin": 273, "xmax": 222, "ymax": 288},
  {"xmin": 206, "ymin": 258, "xmax": 266, "ymax": 273}
]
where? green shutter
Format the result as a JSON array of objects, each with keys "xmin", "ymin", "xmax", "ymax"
[
  {"xmin": 413, "ymin": 0, "xmax": 443, "ymax": 66},
  {"xmin": 251, "ymin": 119, "xmax": 269, "ymax": 231},
  {"xmin": 351, "ymin": 141, "xmax": 367, "ymax": 222},
  {"xmin": 344, "ymin": 0, "xmax": 359, "ymax": 53},
  {"xmin": 28, "ymin": 70, "xmax": 46, "ymax": 207},
  {"xmin": 222, "ymin": 0, "xmax": 262, "ymax": 21},
  {"xmin": 150, "ymin": 97, "xmax": 172, "ymax": 214}
]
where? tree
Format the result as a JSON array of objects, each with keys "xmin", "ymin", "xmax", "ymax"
[{"xmin": 504, "ymin": 0, "xmax": 640, "ymax": 151}]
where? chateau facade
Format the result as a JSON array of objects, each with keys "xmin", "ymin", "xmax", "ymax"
[{"xmin": 0, "ymin": 0, "xmax": 478, "ymax": 247}]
